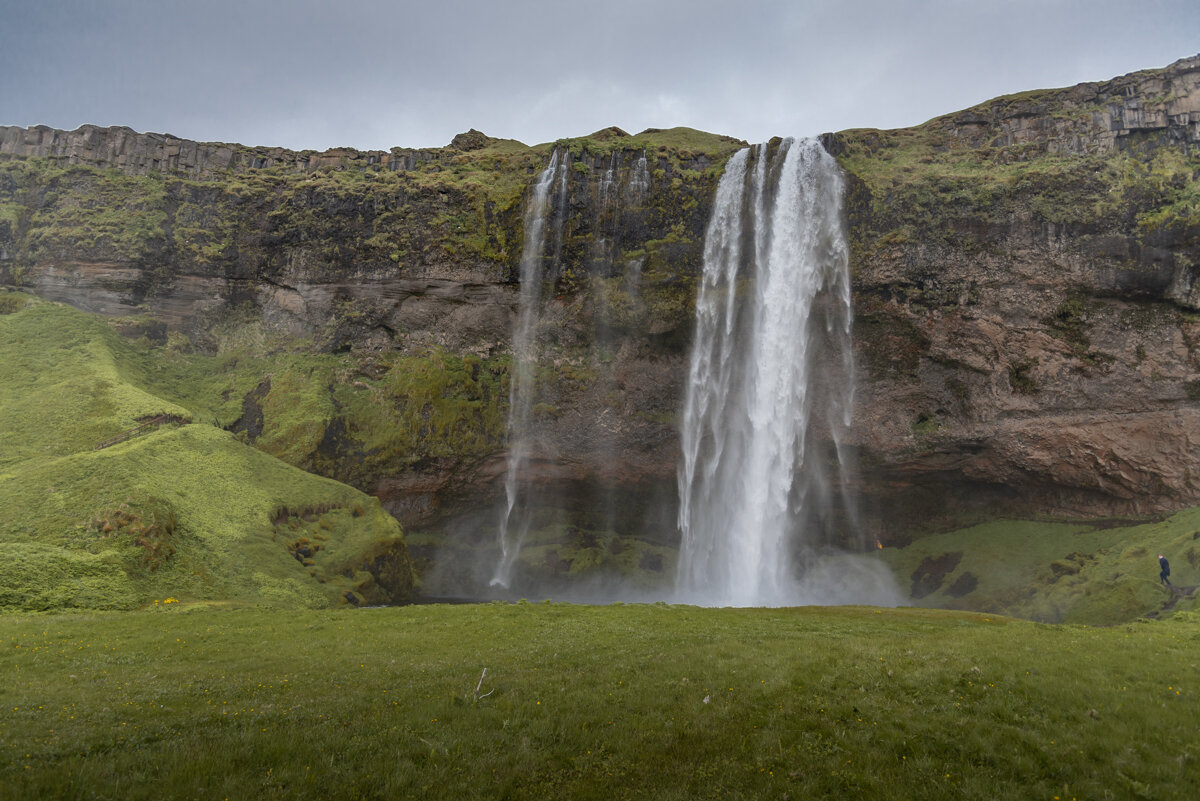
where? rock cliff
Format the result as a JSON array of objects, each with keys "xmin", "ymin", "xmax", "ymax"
[
  {"xmin": 831, "ymin": 54, "xmax": 1200, "ymax": 533},
  {"xmin": 2, "ymin": 55, "xmax": 1199, "ymax": 582}
]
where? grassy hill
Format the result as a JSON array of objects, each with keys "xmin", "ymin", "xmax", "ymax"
[
  {"xmin": 881, "ymin": 517, "xmax": 1200, "ymax": 623},
  {"xmin": 0, "ymin": 291, "xmax": 413, "ymax": 611}
]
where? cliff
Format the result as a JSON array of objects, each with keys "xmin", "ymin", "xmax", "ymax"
[
  {"xmin": 0, "ymin": 123, "xmax": 740, "ymax": 594},
  {"xmin": 0, "ymin": 124, "xmax": 440, "ymax": 177},
  {"xmin": 2, "ymin": 55, "xmax": 1200, "ymax": 593},
  {"xmin": 830, "ymin": 54, "xmax": 1200, "ymax": 531}
]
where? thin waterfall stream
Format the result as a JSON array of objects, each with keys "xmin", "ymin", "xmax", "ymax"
[
  {"xmin": 490, "ymin": 147, "xmax": 656, "ymax": 593},
  {"xmin": 491, "ymin": 150, "xmax": 566, "ymax": 588}
]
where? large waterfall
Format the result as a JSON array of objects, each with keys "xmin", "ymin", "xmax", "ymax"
[
  {"xmin": 491, "ymin": 150, "xmax": 567, "ymax": 589},
  {"xmin": 675, "ymin": 137, "xmax": 883, "ymax": 607}
]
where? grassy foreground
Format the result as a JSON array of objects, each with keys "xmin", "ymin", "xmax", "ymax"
[{"xmin": 1, "ymin": 604, "xmax": 1197, "ymax": 800}]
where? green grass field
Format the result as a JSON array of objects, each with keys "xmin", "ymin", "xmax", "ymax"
[{"xmin": 1, "ymin": 603, "xmax": 1197, "ymax": 800}]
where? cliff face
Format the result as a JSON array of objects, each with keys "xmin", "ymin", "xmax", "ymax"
[
  {"xmin": 0, "ymin": 124, "xmax": 439, "ymax": 177},
  {"xmin": 0, "ymin": 124, "xmax": 738, "ymax": 569},
  {"xmin": 833, "ymin": 54, "xmax": 1200, "ymax": 532},
  {"xmin": 2, "ymin": 56, "xmax": 1200, "ymax": 563},
  {"xmin": 939, "ymin": 55, "xmax": 1200, "ymax": 155}
]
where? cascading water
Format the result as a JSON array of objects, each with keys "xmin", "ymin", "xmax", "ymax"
[
  {"xmin": 490, "ymin": 146, "xmax": 655, "ymax": 594},
  {"xmin": 675, "ymin": 137, "xmax": 888, "ymax": 607},
  {"xmin": 629, "ymin": 151, "xmax": 650, "ymax": 196},
  {"xmin": 598, "ymin": 153, "xmax": 618, "ymax": 210},
  {"xmin": 587, "ymin": 149, "xmax": 652, "ymax": 538},
  {"xmin": 491, "ymin": 150, "xmax": 567, "ymax": 589}
]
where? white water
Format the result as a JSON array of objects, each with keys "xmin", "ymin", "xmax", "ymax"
[
  {"xmin": 492, "ymin": 150, "xmax": 566, "ymax": 588},
  {"xmin": 629, "ymin": 151, "xmax": 650, "ymax": 197},
  {"xmin": 675, "ymin": 138, "xmax": 895, "ymax": 607},
  {"xmin": 599, "ymin": 153, "xmax": 618, "ymax": 210}
]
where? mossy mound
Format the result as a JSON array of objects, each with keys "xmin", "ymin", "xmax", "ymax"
[
  {"xmin": 0, "ymin": 292, "xmax": 413, "ymax": 611},
  {"xmin": 881, "ymin": 513, "xmax": 1200, "ymax": 624}
]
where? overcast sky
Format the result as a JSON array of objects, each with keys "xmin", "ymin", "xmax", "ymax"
[{"xmin": 2, "ymin": 0, "xmax": 1198, "ymax": 152}]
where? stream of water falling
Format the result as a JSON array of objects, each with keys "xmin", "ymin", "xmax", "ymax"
[
  {"xmin": 675, "ymin": 138, "xmax": 863, "ymax": 607},
  {"xmin": 491, "ymin": 150, "xmax": 566, "ymax": 588}
]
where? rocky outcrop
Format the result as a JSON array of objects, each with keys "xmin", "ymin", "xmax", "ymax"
[
  {"xmin": 937, "ymin": 54, "xmax": 1200, "ymax": 155},
  {"xmin": 0, "ymin": 123, "xmax": 438, "ymax": 178}
]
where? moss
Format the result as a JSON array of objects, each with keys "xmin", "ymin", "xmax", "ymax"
[
  {"xmin": 834, "ymin": 107, "xmax": 1200, "ymax": 259},
  {"xmin": 531, "ymin": 403, "xmax": 560, "ymax": 420},
  {"xmin": 11, "ymin": 164, "xmax": 168, "ymax": 261},
  {"xmin": 512, "ymin": 524, "xmax": 676, "ymax": 590},
  {"xmin": 1, "ymin": 124, "xmax": 737, "ymax": 340},
  {"xmin": 0, "ymin": 289, "xmax": 31, "ymax": 314},
  {"xmin": 0, "ymin": 299, "xmax": 412, "ymax": 612},
  {"xmin": 1045, "ymin": 297, "xmax": 1091, "ymax": 353},
  {"xmin": 254, "ymin": 361, "xmax": 338, "ymax": 469},
  {"xmin": 880, "ymin": 511, "xmax": 1200, "ymax": 624},
  {"xmin": 1008, "ymin": 360, "xmax": 1039, "ymax": 394},
  {"xmin": 288, "ymin": 347, "xmax": 512, "ymax": 490},
  {"xmin": 910, "ymin": 413, "xmax": 942, "ymax": 439}
]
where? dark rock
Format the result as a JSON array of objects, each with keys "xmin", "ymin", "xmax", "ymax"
[
  {"xmin": 911, "ymin": 552, "xmax": 964, "ymax": 599},
  {"xmin": 449, "ymin": 129, "xmax": 491, "ymax": 151},
  {"xmin": 946, "ymin": 572, "xmax": 979, "ymax": 597},
  {"xmin": 228, "ymin": 379, "xmax": 270, "ymax": 443}
]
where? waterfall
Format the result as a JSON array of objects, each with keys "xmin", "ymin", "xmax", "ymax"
[
  {"xmin": 629, "ymin": 150, "xmax": 650, "ymax": 197},
  {"xmin": 491, "ymin": 150, "xmax": 567, "ymax": 589},
  {"xmin": 675, "ymin": 137, "xmax": 866, "ymax": 607},
  {"xmin": 599, "ymin": 152, "xmax": 618, "ymax": 211}
]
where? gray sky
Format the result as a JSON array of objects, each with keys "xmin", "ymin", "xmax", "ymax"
[{"xmin": 2, "ymin": 0, "xmax": 1198, "ymax": 151}]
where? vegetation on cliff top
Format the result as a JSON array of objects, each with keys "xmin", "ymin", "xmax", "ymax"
[
  {"xmin": 0, "ymin": 125, "xmax": 745, "ymax": 284},
  {"xmin": 0, "ymin": 292, "xmax": 413, "ymax": 612},
  {"xmin": 2, "ymin": 603, "xmax": 1197, "ymax": 799},
  {"xmin": 833, "ymin": 115, "xmax": 1200, "ymax": 260}
]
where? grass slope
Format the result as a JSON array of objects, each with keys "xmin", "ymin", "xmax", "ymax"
[
  {"xmin": 883, "ymin": 516, "xmax": 1200, "ymax": 624},
  {"xmin": 0, "ymin": 604, "xmax": 1197, "ymax": 800},
  {"xmin": 0, "ymin": 292, "xmax": 411, "ymax": 611}
]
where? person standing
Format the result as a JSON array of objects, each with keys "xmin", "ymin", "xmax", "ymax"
[{"xmin": 1158, "ymin": 554, "xmax": 1172, "ymax": 587}]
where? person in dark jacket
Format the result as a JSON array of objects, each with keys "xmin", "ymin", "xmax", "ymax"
[{"xmin": 1158, "ymin": 554, "xmax": 1172, "ymax": 587}]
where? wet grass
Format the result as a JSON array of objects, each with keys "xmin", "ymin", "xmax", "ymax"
[{"xmin": 0, "ymin": 603, "xmax": 1196, "ymax": 800}]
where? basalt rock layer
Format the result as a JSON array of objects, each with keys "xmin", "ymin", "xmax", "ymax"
[{"xmin": 2, "ymin": 56, "xmax": 1200, "ymax": 564}]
